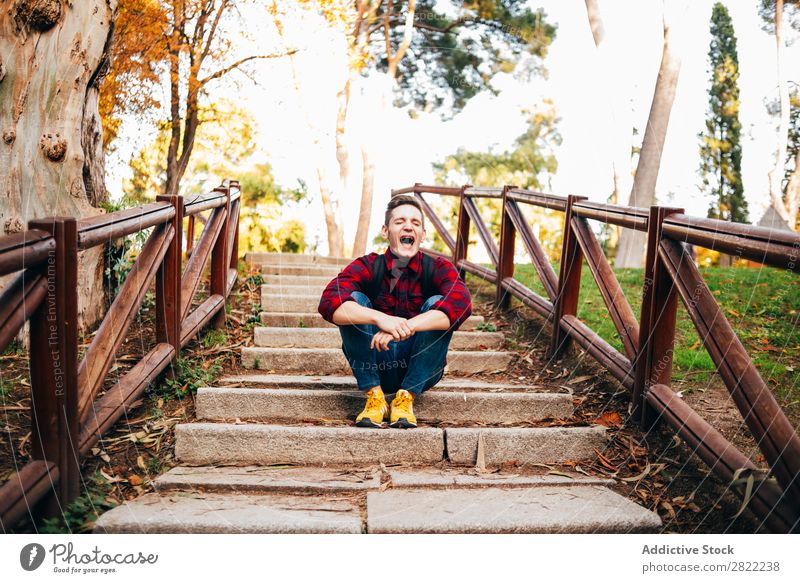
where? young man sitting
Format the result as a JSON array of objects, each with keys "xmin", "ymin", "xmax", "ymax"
[{"xmin": 317, "ymin": 195, "xmax": 473, "ymax": 428}]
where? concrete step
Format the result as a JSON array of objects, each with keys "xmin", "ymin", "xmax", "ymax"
[
  {"xmin": 216, "ymin": 373, "xmax": 548, "ymax": 392},
  {"xmin": 93, "ymin": 491, "xmax": 362, "ymax": 534},
  {"xmin": 259, "ymin": 264, "xmax": 341, "ymax": 277},
  {"xmin": 195, "ymin": 387, "xmax": 572, "ymax": 424},
  {"xmin": 175, "ymin": 423, "xmax": 444, "ymax": 465},
  {"xmin": 262, "ymin": 284, "xmax": 328, "ymax": 295},
  {"xmin": 259, "ymin": 275, "xmax": 335, "ymax": 287},
  {"xmin": 260, "ymin": 293, "xmax": 327, "ymax": 313},
  {"xmin": 246, "ymin": 252, "xmax": 351, "ymax": 266},
  {"xmin": 253, "ymin": 327, "xmax": 504, "ymax": 350},
  {"xmin": 445, "ymin": 426, "xmax": 607, "ymax": 466},
  {"xmin": 385, "ymin": 468, "xmax": 613, "ymax": 489},
  {"xmin": 366, "ymin": 486, "xmax": 662, "ymax": 533},
  {"xmin": 241, "ymin": 347, "xmax": 514, "ymax": 375},
  {"xmin": 174, "ymin": 424, "xmax": 605, "ymax": 467},
  {"xmin": 155, "ymin": 466, "xmax": 381, "ymax": 493},
  {"xmin": 258, "ymin": 312, "xmax": 486, "ymax": 331},
  {"xmin": 152, "ymin": 466, "xmax": 611, "ymax": 494}
]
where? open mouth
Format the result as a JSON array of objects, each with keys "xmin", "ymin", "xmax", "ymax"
[{"xmin": 399, "ymin": 235, "xmax": 416, "ymax": 248}]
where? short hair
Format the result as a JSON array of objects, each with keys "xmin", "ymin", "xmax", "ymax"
[{"xmin": 385, "ymin": 195, "xmax": 425, "ymax": 228}]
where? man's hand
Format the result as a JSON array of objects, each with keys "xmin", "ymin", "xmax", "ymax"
[
  {"xmin": 370, "ymin": 331, "xmax": 397, "ymax": 351},
  {"xmin": 374, "ymin": 313, "xmax": 414, "ymax": 341}
]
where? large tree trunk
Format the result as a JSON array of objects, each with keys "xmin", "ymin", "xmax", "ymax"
[
  {"xmin": 584, "ymin": 0, "xmax": 634, "ymax": 252},
  {"xmin": 615, "ymin": 0, "xmax": 686, "ymax": 268},
  {"xmin": 0, "ymin": 0, "xmax": 115, "ymax": 328},
  {"xmin": 768, "ymin": 0, "xmax": 793, "ymax": 227}
]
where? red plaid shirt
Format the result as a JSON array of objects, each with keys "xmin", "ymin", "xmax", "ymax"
[{"xmin": 317, "ymin": 247, "xmax": 473, "ymax": 331}]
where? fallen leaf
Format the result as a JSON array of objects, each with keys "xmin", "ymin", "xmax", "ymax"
[{"xmin": 594, "ymin": 411, "xmax": 622, "ymax": 427}]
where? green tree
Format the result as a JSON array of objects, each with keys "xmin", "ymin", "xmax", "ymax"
[
  {"xmin": 432, "ymin": 104, "xmax": 563, "ymax": 260},
  {"xmin": 699, "ymin": 3, "xmax": 748, "ymax": 224}
]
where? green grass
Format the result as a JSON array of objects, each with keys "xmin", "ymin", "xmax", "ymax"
[
  {"xmin": 494, "ymin": 262, "xmax": 800, "ymax": 402},
  {"xmin": 39, "ymin": 471, "xmax": 118, "ymax": 534},
  {"xmin": 159, "ymin": 355, "xmax": 223, "ymax": 400}
]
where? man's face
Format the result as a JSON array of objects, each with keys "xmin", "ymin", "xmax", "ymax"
[{"xmin": 381, "ymin": 204, "xmax": 426, "ymax": 260}]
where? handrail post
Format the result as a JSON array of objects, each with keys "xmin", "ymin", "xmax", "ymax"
[
  {"xmin": 27, "ymin": 216, "xmax": 80, "ymax": 516},
  {"xmin": 210, "ymin": 184, "xmax": 230, "ymax": 329},
  {"xmin": 186, "ymin": 214, "xmax": 196, "ymax": 257},
  {"xmin": 156, "ymin": 194, "xmax": 183, "ymax": 369},
  {"xmin": 549, "ymin": 195, "xmax": 587, "ymax": 359},
  {"xmin": 453, "ymin": 184, "xmax": 471, "ymax": 276},
  {"xmin": 632, "ymin": 205, "xmax": 683, "ymax": 429},
  {"xmin": 495, "ymin": 185, "xmax": 517, "ymax": 310},
  {"xmin": 229, "ymin": 179, "xmax": 240, "ymax": 277}
]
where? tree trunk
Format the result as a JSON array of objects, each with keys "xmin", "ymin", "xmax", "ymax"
[
  {"xmin": 350, "ymin": 1, "xmax": 417, "ymax": 257},
  {"xmin": 0, "ymin": 0, "xmax": 115, "ymax": 329},
  {"xmin": 768, "ymin": 0, "xmax": 793, "ymax": 227},
  {"xmin": 272, "ymin": 3, "xmax": 343, "ymax": 256},
  {"xmin": 785, "ymin": 149, "xmax": 800, "ymax": 228},
  {"xmin": 584, "ymin": 0, "xmax": 634, "ymax": 252},
  {"xmin": 352, "ymin": 144, "xmax": 376, "ymax": 256},
  {"xmin": 615, "ymin": 0, "xmax": 686, "ymax": 268}
]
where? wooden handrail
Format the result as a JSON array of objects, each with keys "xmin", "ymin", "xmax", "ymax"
[
  {"xmin": 0, "ymin": 181, "xmax": 241, "ymax": 531},
  {"xmin": 390, "ymin": 182, "xmax": 800, "ymax": 532}
]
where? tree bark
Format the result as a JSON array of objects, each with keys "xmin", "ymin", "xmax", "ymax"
[
  {"xmin": 615, "ymin": 0, "xmax": 686, "ymax": 268},
  {"xmin": 768, "ymin": 0, "xmax": 793, "ymax": 227},
  {"xmin": 0, "ymin": 0, "xmax": 116, "ymax": 328}
]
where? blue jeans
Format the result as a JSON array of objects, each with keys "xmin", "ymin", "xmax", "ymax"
[{"xmin": 338, "ymin": 291, "xmax": 453, "ymax": 394}]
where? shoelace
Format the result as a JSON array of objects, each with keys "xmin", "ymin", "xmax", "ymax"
[
  {"xmin": 393, "ymin": 391, "xmax": 413, "ymax": 409},
  {"xmin": 366, "ymin": 392, "xmax": 386, "ymax": 411}
]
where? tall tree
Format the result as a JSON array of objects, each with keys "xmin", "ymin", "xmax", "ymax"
[
  {"xmin": 103, "ymin": 1, "xmax": 294, "ymax": 196},
  {"xmin": 760, "ymin": 0, "xmax": 800, "ymax": 229},
  {"xmin": 433, "ymin": 104, "xmax": 562, "ymax": 260},
  {"xmin": 0, "ymin": 0, "xmax": 116, "ymax": 326},
  {"xmin": 584, "ymin": 0, "xmax": 633, "ymax": 208},
  {"xmin": 270, "ymin": 1, "xmax": 346, "ymax": 256},
  {"xmin": 698, "ymin": 2, "xmax": 748, "ymax": 229},
  {"xmin": 615, "ymin": 0, "xmax": 688, "ymax": 268},
  {"xmin": 305, "ymin": 1, "xmax": 556, "ymax": 257}
]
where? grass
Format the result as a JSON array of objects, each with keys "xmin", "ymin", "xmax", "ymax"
[
  {"xmin": 159, "ymin": 355, "xmax": 224, "ymax": 400},
  {"xmin": 505, "ymin": 262, "xmax": 800, "ymax": 403},
  {"xmin": 39, "ymin": 471, "xmax": 118, "ymax": 534}
]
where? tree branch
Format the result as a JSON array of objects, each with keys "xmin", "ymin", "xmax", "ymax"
[
  {"xmin": 200, "ymin": 0, "xmax": 229, "ymax": 66},
  {"xmin": 199, "ymin": 51, "xmax": 297, "ymax": 87}
]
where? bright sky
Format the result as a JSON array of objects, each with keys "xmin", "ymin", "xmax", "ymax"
[{"xmin": 107, "ymin": 0, "xmax": 800, "ymax": 257}]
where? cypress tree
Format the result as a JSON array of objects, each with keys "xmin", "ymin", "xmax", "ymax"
[{"xmin": 699, "ymin": 2, "xmax": 748, "ymax": 223}]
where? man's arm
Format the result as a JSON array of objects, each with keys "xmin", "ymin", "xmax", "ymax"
[
  {"xmin": 427, "ymin": 257, "xmax": 473, "ymax": 331},
  {"xmin": 332, "ymin": 301, "xmax": 415, "ymax": 340},
  {"xmin": 407, "ymin": 309, "xmax": 451, "ymax": 332}
]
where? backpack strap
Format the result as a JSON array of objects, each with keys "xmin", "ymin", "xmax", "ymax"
[
  {"xmin": 421, "ymin": 252, "xmax": 435, "ymax": 300},
  {"xmin": 364, "ymin": 254, "xmax": 385, "ymax": 303}
]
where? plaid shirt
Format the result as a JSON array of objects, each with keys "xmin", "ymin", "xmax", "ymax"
[{"xmin": 317, "ymin": 247, "xmax": 473, "ymax": 331}]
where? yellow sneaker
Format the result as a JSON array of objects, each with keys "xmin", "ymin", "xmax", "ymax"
[
  {"xmin": 355, "ymin": 386, "xmax": 388, "ymax": 428},
  {"xmin": 389, "ymin": 389, "xmax": 417, "ymax": 428}
]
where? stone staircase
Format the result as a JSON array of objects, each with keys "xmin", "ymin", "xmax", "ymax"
[{"xmin": 94, "ymin": 252, "xmax": 661, "ymax": 534}]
